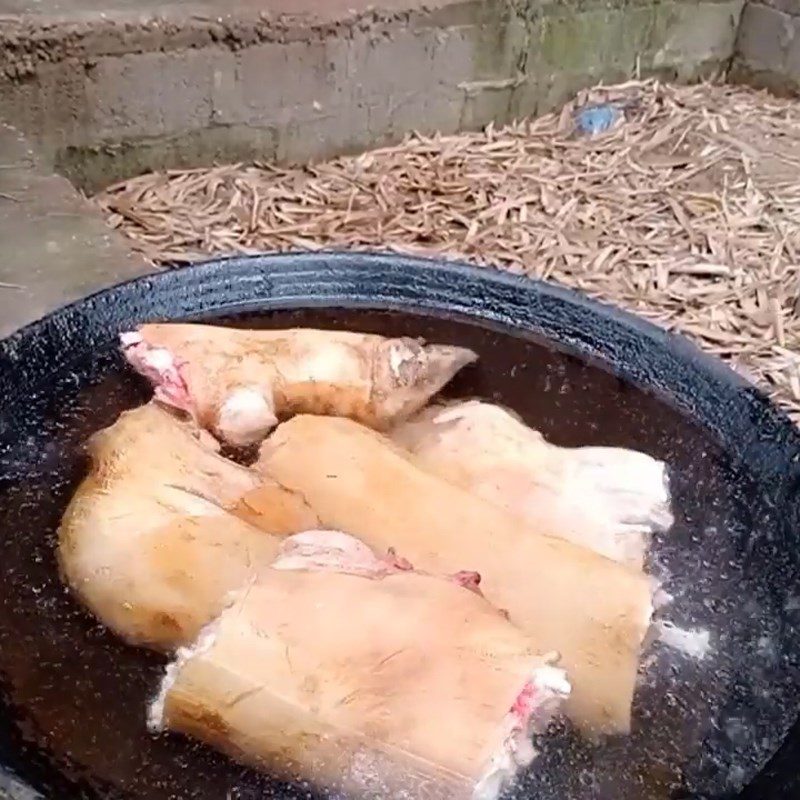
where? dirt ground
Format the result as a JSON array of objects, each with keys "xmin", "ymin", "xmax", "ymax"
[{"xmin": 95, "ymin": 79, "xmax": 800, "ymax": 421}]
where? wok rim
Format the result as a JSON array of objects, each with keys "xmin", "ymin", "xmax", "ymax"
[{"xmin": 0, "ymin": 249, "xmax": 754, "ymax": 384}]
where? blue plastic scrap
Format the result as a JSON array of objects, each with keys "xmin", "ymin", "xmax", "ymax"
[{"xmin": 574, "ymin": 103, "xmax": 622, "ymax": 135}]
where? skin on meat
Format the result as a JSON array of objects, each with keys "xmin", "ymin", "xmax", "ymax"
[
  {"xmin": 255, "ymin": 414, "xmax": 657, "ymax": 736},
  {"xmin": 57, "ymin": 402, "xmax": 318, "ymax": 650},
  {"xmin": 120, "ymin": 324, "xmax": 477, "ymax": 447},
  {"xmin": 391, "ymin": 400, "xmax": 673, "ymax": 569},
  {"xmin": 150, "ymin": 531, "xmax": 571, "ymax": 800}
]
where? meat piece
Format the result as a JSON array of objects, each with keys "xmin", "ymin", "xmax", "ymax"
[
  {"xmin": 149, "ymin": 531, "xmax": 570, "ymax": 800},
  {"xmin": 120, "ymin": 324, "xmax": 476, "ymax": 446},
  {"xmin": 256, "ymin": 415, "xmax": 657, "ymax": 735},
  {"xmin": 391, "ymin": 400, "xmax": 673, "ymax": 569},
  {"xmin": 58, "ymin": 402, "xmax": 318, "ymax": 650}
]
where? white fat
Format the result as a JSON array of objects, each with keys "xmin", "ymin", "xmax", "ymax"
[
  {"xmin": 119, "ymin": 331, "xmax": 143, "ymax": 347},
  {"xmin": 157, "ymin": 485, "xmax": 228, "ymax": 517},
  {"xmin": 217, "ymin": 387, "xmax": 277, "ymax": 445},
  {"xmin": 571, "ymin": 448, "xmax": 674, "ymax": 533},
  {"xmin": 278, "ymin": 529, "xmax": 367, "ymax": 556},
  {"xmin": 472, "ymin": 746, "xmax": 517, "ymax": 800},
  {"xmin": 431, "ymin": 401, "xmax": 526, "ymax": 433},
  {"xmin": 273, "ymin": 530, "xmax": 389, "ymax": 577},
  {"xmin": 143, "ymin": 347, "xmax": 176, "ymax": 372},
  {"xmin": 657, "ymin": 621, "xmax": 711, "ymax": 660},
  {"xmin": 472, "ymin": 664, "xmax": 570, "ymax": 800},
  {"xmin": 653, "ymin": 587, "xmax": 674, "ymax": 610},
  {"xmin": 147, "ymin": 615, "xmax": 222, "ymax": 732},
  {"xmin": 531, "ymin": 665, "xmax": 572, "ymax": 704},
  {"xmin": 639, "ymin": 587, "xmax": 660, "ymax": 653},
  {"xmin": 388, "ymin": 342, "xmax": 416, "ymax": 379},
  {"xmin": 274, "ymin": 530, "xmax": 372, "ymax": 565},
  {"xmin": 221, "ymin": 387, "xmax": 269, "ymax": 416},
  {"xmin": 431, "ymin": 404, "xmax": 471, "ymax": 425}
]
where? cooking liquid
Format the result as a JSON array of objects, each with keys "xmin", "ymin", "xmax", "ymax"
[{"xmin": 0, "ymin": 307, "xmax": 792, "ymax": 800}]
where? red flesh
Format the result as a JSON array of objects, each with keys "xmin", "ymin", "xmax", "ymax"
[{"xmin": 121, "ymin": 338, "xmax": 194, "ymax": 415}]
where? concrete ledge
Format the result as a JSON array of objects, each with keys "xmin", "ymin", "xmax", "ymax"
[
  {"xmin": 0, "ymin": 0, "xmax": 744, "ymax": 190},
  {"xmin": 744, "ymin": 0, "xmax": 798, "ymax": 14},
  {"xmin": 0, "ymin": 122, "xmax": 151, "ymax": 336},
  {"xmin": 730, "ymin": 2, "xmax": 800, "ymax": 95}
]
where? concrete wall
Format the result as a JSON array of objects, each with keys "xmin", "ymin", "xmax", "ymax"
[
  {"xmin": 0, "ymin": 0, "xmax": 744, "ymax": 191},
  {"xmin": 731, "ymin": 1, "xmax": 800, "ymax": 94}
]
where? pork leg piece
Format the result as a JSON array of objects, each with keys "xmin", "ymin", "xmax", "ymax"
[
  {"xmin": 58, "ymin": 402, "xmax": 318, "ymax": 650},
  {"xmin": 150, "ymin": 531, "xmax": 570, "ymax": 800},
  {"xmin": 120, "ymin": 324, "xmax": 477, "ymax": 446},
  {"xmin": 392, "ymin": 400, "xmax": 673, "ymax": 569},
  {"xmin": 256, "ymin": 415, "xmax": 656, "ymax": 735}
]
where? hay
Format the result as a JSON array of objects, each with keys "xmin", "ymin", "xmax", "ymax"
[{"xmin": 95, "ymin": 80, "xmax": 800, "ymax": 422}]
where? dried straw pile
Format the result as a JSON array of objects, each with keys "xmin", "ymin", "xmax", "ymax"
[{"xmin": 96, "ymin": 80, "xmax": 800, "ymax": 421}]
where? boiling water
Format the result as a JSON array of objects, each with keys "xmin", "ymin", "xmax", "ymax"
[{"xmin": 0, "ymin": 307, "xmax": 794, "ymax": 800}]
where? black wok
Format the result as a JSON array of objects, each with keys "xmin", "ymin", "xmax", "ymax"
[{"xmin": 0, "ymin": 252, "xmax": 799, "ymax": 800}]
